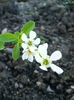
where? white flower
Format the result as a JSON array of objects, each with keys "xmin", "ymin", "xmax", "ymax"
[
  {"xmin": 35, "ymin": 50, "xmax": 63, "ymax": 74},
  {"xmin": 22, "ymin": 47, "xmax": 36, "ymax": 62},
  {"xmin": 21, "ymin": 30, "xmax": 40, "ymax": 62},
  {"xmin": 21, "ymin": 30, "xmax": 63, "ymax": 74},
  {"xmin": 21, "ymin": 31, "xmax": 40, "ymax": 49}
]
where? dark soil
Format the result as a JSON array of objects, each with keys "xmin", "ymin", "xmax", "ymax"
[{"xmin": 0, "ymin": 0, "xmax": 74, "ymax": 100}]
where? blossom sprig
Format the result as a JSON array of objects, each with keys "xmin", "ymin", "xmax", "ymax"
[
  {"xmin": 21, "ymin": 31, "xmax": 40, "ymax": 62},
  {"xmin": 0, "ymin": 20, "xmax": 63, "ymax": 74},
  {"xmin": 21, "ymin": 32, "xmax": 63, "ymax": 74}
]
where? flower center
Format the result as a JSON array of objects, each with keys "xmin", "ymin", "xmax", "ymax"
[
  {"xmin": 27, "ymin": 49, "xmax": 32, "ymax": 55},
  {"xmin": 28, "ymin": 40, "xmax": 32, "ymax": 46},
  {"xmin": 43, "ymin": 58, "xmax": 49, "ymax": 65}
]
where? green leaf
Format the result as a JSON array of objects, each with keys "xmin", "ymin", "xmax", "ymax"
[
  {"xmin": 12, "ymin": 43, "xmax": 20, "ymax": 60},
  {"xmin": 21, "ymin": 20, "xmax": 35, "ymax": 35},
  {"xmin": 0, "ymin": 41, "xmax": 4, "ymax": 50},
  {"xmin": 0, "ymin": 33, "xmax": 17, "ymax": 42},
  {"xmin": 14, "ymin": 31, "xmax": 20, "ymax": 37}
]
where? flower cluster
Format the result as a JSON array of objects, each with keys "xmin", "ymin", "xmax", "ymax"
[{"xmin": 21, "ymin": 31, "xmax": 63, "ymax": 74}]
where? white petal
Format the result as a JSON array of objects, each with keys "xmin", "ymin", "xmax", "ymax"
[
  {"xmin": 50, "ymin": 64, "xmax": 63, "ymax": 74},
  {"xmin": 22, "ymin": 49, "xmax": 25, "ymax": 53},
  {"xmin": 50, "ymin": 51, "xmax": 62, "ymax": 61},
  {"xmin": 28, "ymin": 55, "xmax": 33, "ymax": 62},
  {"xmin": 43, "ymin": 43, "xmax": 48, "ymax": 49},
  {"xmin": 21, "ymin": 43, "xmax": 27, "ymax": 50},
  {"xmin": 35, "ymin": 54, "xmax": 42, "ymax": 63},
  {"xmin": 29, "ymin": 31, "xmax": 36, "ymax": 39},
  {"xmin": 21, "ymin": 34, "xmax": 28, "ymax": 42},
  {"xmin": 39, "ymin": 65, "xmax": 48, "ymax": 71},
  {"xmin": 38, "ymin": 45, "xmax": 47, "ymax": 58},
  {"xmin": 34, "ymin": 38, "xmax": 40, "ymax": 45},
  {"xmin": 22, "ymin": 53, "xmax": 28, "ymax": 60}
]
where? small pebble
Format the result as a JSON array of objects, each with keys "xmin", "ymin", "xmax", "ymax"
[
  {"xmin": 19, "ymin": 83, "xmax": 23, "ymax": 89},
  {"xmin": 70, "ymin": 96, "xmax": 74, "ymax": 100},
  {"xmin": 1, "ymin": 28, "xmax": 8, "ymax": 34},
  {"xmin": 71, "ymin": 85, "xmax": 74, "ymax": 89},
  {"xmin": 66, "ymin": 89, "xmax": 72, "ymax": 94},
  {"xmin": 47, "ymin": 85, "xmax": 54, "ymax": 92},
  {"xmin": 34, "ymin": 70, "xmax": 39, "ymax": 74},
  {"xmin": 36, "ymin": 81, "xmax": 41, "ymax": 86},
  {"xmin": 15, "ymin": 82, "xmax": 19, "ymax": 89}
]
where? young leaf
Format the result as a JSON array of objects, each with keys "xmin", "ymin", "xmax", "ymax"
[
  {"xmin": 12, "ymin": 43, "xmax": 20, "ymax": 60},
  {"xmin": 21, "ymin": 20, "xmax": 35, "ymax": 35},
  {"xmin": 0, "ymin": 33, "xmax": 17, "ymax": 42},
  {"xmin": 0, "ymin": 41, "xmax": 4, "ymax": 50},
  {"xmin": 14, "ymin": 31, "xmax": 20, "ymax": 37}
]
